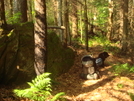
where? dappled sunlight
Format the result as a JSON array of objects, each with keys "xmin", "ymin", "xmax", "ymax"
[
  {"xmin": 63, "ymin": 76, "xmax": 134, "ymax": 101},
  {"xmin": 52, "ymin": 46, "xmax": 134, "ymax": 101},
  {"xmin": 82, "ymin": 79, "xmax": 100, "ymax": 88}
]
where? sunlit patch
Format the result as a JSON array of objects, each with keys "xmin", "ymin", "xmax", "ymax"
[
  {"xmin": 75, "ymin": 92, "xmax": 102, "ymax": 101},
  {"xmin": 16, "ymin": 65, "xmax": 20, "ymax": 69},
  {"xmin": 16, "ymin": 65, "xmax": 27, "ymax": 72},
  {"xmin": 7, "ymin": 29, "xmax": 14, "ymax": 37},
  {"xmin": 51, "ymin": 46, "xmax": 134, "ymax": 101},
  {"xmin": 82, "ymin": 79, "xmax": 101, "ymax": 87}
]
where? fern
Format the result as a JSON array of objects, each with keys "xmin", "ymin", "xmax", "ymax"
[
  {"xmin": 51, "ymin": 92, "xmax": 65, "ymax": 101},
  {"xmin": 14, "ymin": 72, "xmax": 65, "ymax": 101},
  {"xmin": 128, "ymin": 92, "xmax": 134, "ymax": 101},
  {"xmin": 112, "ymin": 63, "xmax": 134, "ymax": 76}
]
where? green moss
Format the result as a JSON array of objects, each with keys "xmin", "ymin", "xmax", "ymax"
[
  {"xmin": 0, "ymin": 22, "xmax": 75, "ymax": 84},
  {"xmin": 47, "ymin": 31, "xmax": 75, "ymax": 78}
]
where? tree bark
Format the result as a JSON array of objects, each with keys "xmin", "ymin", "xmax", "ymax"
[
  {"xmin": 5, "ymin": 0, "xmax": 13, "ymax": 18},
  {"xmin": 20, "ymin": 0, "xmax": 28, "ymax": 22},
  {"xmin": 84, "ymin": 0, "xmax": 89, "ymax": 51},
  {"xmin": 121, "ymin": 0, "xmax": 128, "ymax": 53},
  {"xmin": 107, "ymin": 0, "xmax": 113, "ymax": 40},
  {"xmin": 71, "ymin": 0, "xmax": 78, "ymax": 38},
  {"xmin": 0, "ymin": 0, "xmax": 7, "ymax": 29},
  {"xmin": 57, "ymin": 0, "xmax": 63, "ymax": 42},
  {"xmin": 13, "ymin": 0, "xmax": 20, "ymax": 22},
  {"xmin": 52, "ymin": 0, "xmax": 57, "ymax": 25},
  {"xmin": 34, "ymin": 0, "xmax": 47, "ymax": 75},
  {"xmin": 63, "ymin": 0, "xmax": 70, "ymax": 46},
  {"xmin": 27, "ymin": 0, "xmax": 33, "ymax": 21}
]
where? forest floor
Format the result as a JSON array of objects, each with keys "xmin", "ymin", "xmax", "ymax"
[
  {"xmin": 52, "ymin": 45, "xmax": 134, "ymax": 101},
  {"xmin": 0, "ymin": 45, "xmax": 134, "ymax": 101}
]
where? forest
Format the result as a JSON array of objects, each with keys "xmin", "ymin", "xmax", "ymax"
[{"xmin": 0, "ymin": 0, "xmax": 134, "ymax": 101}]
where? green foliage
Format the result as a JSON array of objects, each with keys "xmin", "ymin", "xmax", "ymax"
[
  {"xmin": 14, "ymin": 73, "xmax": 65, "ymax": 101},
  {"xmin": 92, "ymin": 0, "xmax": 109, "ymax": 26},
  {"xmin": 6, "ymin": 12, "xmax": 21, "ymax": 24},
  {"xmin": 112, "ymin": 63, "xmax": 134, "ymax": 76},
  {"xmin": 47, "ymin": 31, "xmax": 75, "ymax": 79},
  {"xmin": 88, "ymin": 35, "xmax": 120, "ymax": 54},
  {"xmin": 71, "ymin": 37, "xmax": 83, "ymax": 48},
  {"xmin": 128, "ymin": 92, "xmax": 134, "ymax": 101},
  {"xmin": 103, "ymin": 44, "xmax": 120, "ymax": 54},
  {"xmin": 94, "ymin": 7, "xmax": 108, "ymax": 26},
  {"xmin": 89, "ymin": 35, "xmax": 110, "ymax": 47},
  {"xmin": 117, "ymin": 83, "xmax": 124, "ymax": 89}
]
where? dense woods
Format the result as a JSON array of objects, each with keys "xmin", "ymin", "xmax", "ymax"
[
  {"xmin": 0, "ymin": 0, "xmax": 134, "ymax": 101},
  {"xmin": 1, "ymin": 0, "xmax": 134, "ymax": 52}
]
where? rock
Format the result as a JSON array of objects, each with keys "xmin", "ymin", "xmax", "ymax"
[{"xmin": 0, "ymin": 23, "xmax": 75, "ymax": 85}]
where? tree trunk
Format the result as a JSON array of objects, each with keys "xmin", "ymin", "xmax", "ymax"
[
  {"xmin": 80, "ymin": 4, "xmax": 83, "ymax": 42},
  {"xmin": 0, "ymin": 0, "xmax": 7, "ymax": 29},
  {"xmin": 84, "ymin": 0, "xmax": 89, "ymax": 51},
  {"xmin": 71, "ymin": 0, "xmax": 78, "ymax": 38},
  {"xmin": 13, "ymin": 0, "xmax": 20, "ymax": 22},
  {"xmin": 13, "ymin": 0, "xmax": 27, "ymax": 23},
  {"xmin": 57, "ymin": 0, "xmax": 63, "ymax": 42},
  {"xmin": 63, "ymin": 0, "xmax": 71, "ymax": 46},
  {"xmin": 34, "ymin": 0, "xmax": 47, "ymax": 75},
  {"xmin": 121, "ymin": 0, "xmax": 128, "ymax": 53},
  {"xmin": 20, "ymin": 0, "xmax": 28, "ymax": 22},
  {"xmin": 5, "ymin": 0, "xmax": 13, "ymax": 18},
  {"xmin": 27, "ymin": 0, "xmax": 33, "ymax": 21},
  {"xmin": 107, "ymin": 0, "xmax": 113, "ymax": 40},
  {"xmin": 53, "ymin": 0, "xmax": 58, "ymax": 25}
]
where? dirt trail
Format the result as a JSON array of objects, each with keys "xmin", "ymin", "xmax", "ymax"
[{"xmin": 53, "ymin": 47, "xmax": 134, "ymax": 101}]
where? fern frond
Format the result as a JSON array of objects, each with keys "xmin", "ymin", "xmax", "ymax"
[
  {"xmin": 27, "ymin": 82, "xmax": 35, "ymax": 88},
  {"xmin": 51, "ymin": 92, "xmax": 65, "ymax": 101},
  {"xmin": 14, "ymin": 72, "xmax": 65, "ymax": 101}
]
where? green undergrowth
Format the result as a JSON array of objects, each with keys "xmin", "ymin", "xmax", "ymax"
[
  {"xmin": 111, "ymin": 63, "xmax": 134, "ymax": 101},
  {"xmin": 14, "ymin": 73, "xmax": 65, "ymax": 101},
  {"xmin": 0, "ymin": 22, "xmax": 75, "ymax": 84},
  {"xmin": 78, "ymin": 34, "xmax": 120, "ymax": 54},
  {"xmin": 47, "ymin": 31, "xmax": 75, "ymax": 79},
  {"xmin": 88, "ymin": 35, "xmax": 120, "ymax": 54},
  {"xmin": 128, "ymin": 92, "xmax": 134, "ymax": 101},
  {"xmin": 17, "ymin": 22, "xmax": 75, "ymax": 79},
  {"xmin": 111, "ymin": 63, "xmax": 134, "ymax": 76}
]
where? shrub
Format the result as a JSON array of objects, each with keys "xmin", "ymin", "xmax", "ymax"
[
  {"xmin": 112, "ymin": 63, "xmax": 134, "ymax": 76},
  {"xmin": 6, "ymin": 12, "xmax": 21, "ymax": 24},
  {"xmin": 128, "ymin": 92, "xmax": 134, "ymax": 101},
  {"xmin": 14, "ymin": 73, "xmax": 65, "ymax": 101}
]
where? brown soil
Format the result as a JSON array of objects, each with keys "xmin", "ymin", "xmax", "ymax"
[{"xmin": 52, "ymin": 46, "xmax": 134, "ymax": 101}]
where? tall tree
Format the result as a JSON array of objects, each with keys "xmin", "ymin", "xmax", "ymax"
[
  {"xmin": 107, "ymin": 0, "xmax": 113, "ymax": 40},
  {"xmin": 20, "ymin": 0, "xmax": 28, "ymax": 22},
  {"xmin": 52, "ymin": 0, "xmax": 58, "ymax": 25},
  {"xmin": 57, "ymin": 0, "xmax": 63, "ymax": 41},
  {"xmin": 5, "ymin": 0, "xmax": 13, "ymax": 18},
  {"xmin": 79, "ymin": 3, "xmax": 83, "ymax": 41},
  {"xmin": 13, "ymin": 0, "xmax": 20, "ymax": 22},
  {"xmin": 13, "ymin": 0, "xmax": 27, "ymax": 23},
  {"xmin": 0, "ymin": 0, "xmax": 7, "ymax": 29},
  {"xmin": 63, "ymin": 0, "xmax": 71, "ymax": 46},
  {"xmin": 71, "ymin": 0, "xmax": 78, "ymax": 38},
  {"xmin": 27, "ymin": 0, "xmax": 33, "ymax": 21},
  {"xmin": 84, "ymin": 0, "xmax": 89, "ymax": 51},
  {"xmin": 121, "ymin": 0, "xmax": 129, "ymax": 53},
  {"xmin": 34, "ymin": 0, "xmax": 47, "ymax": 75}
]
